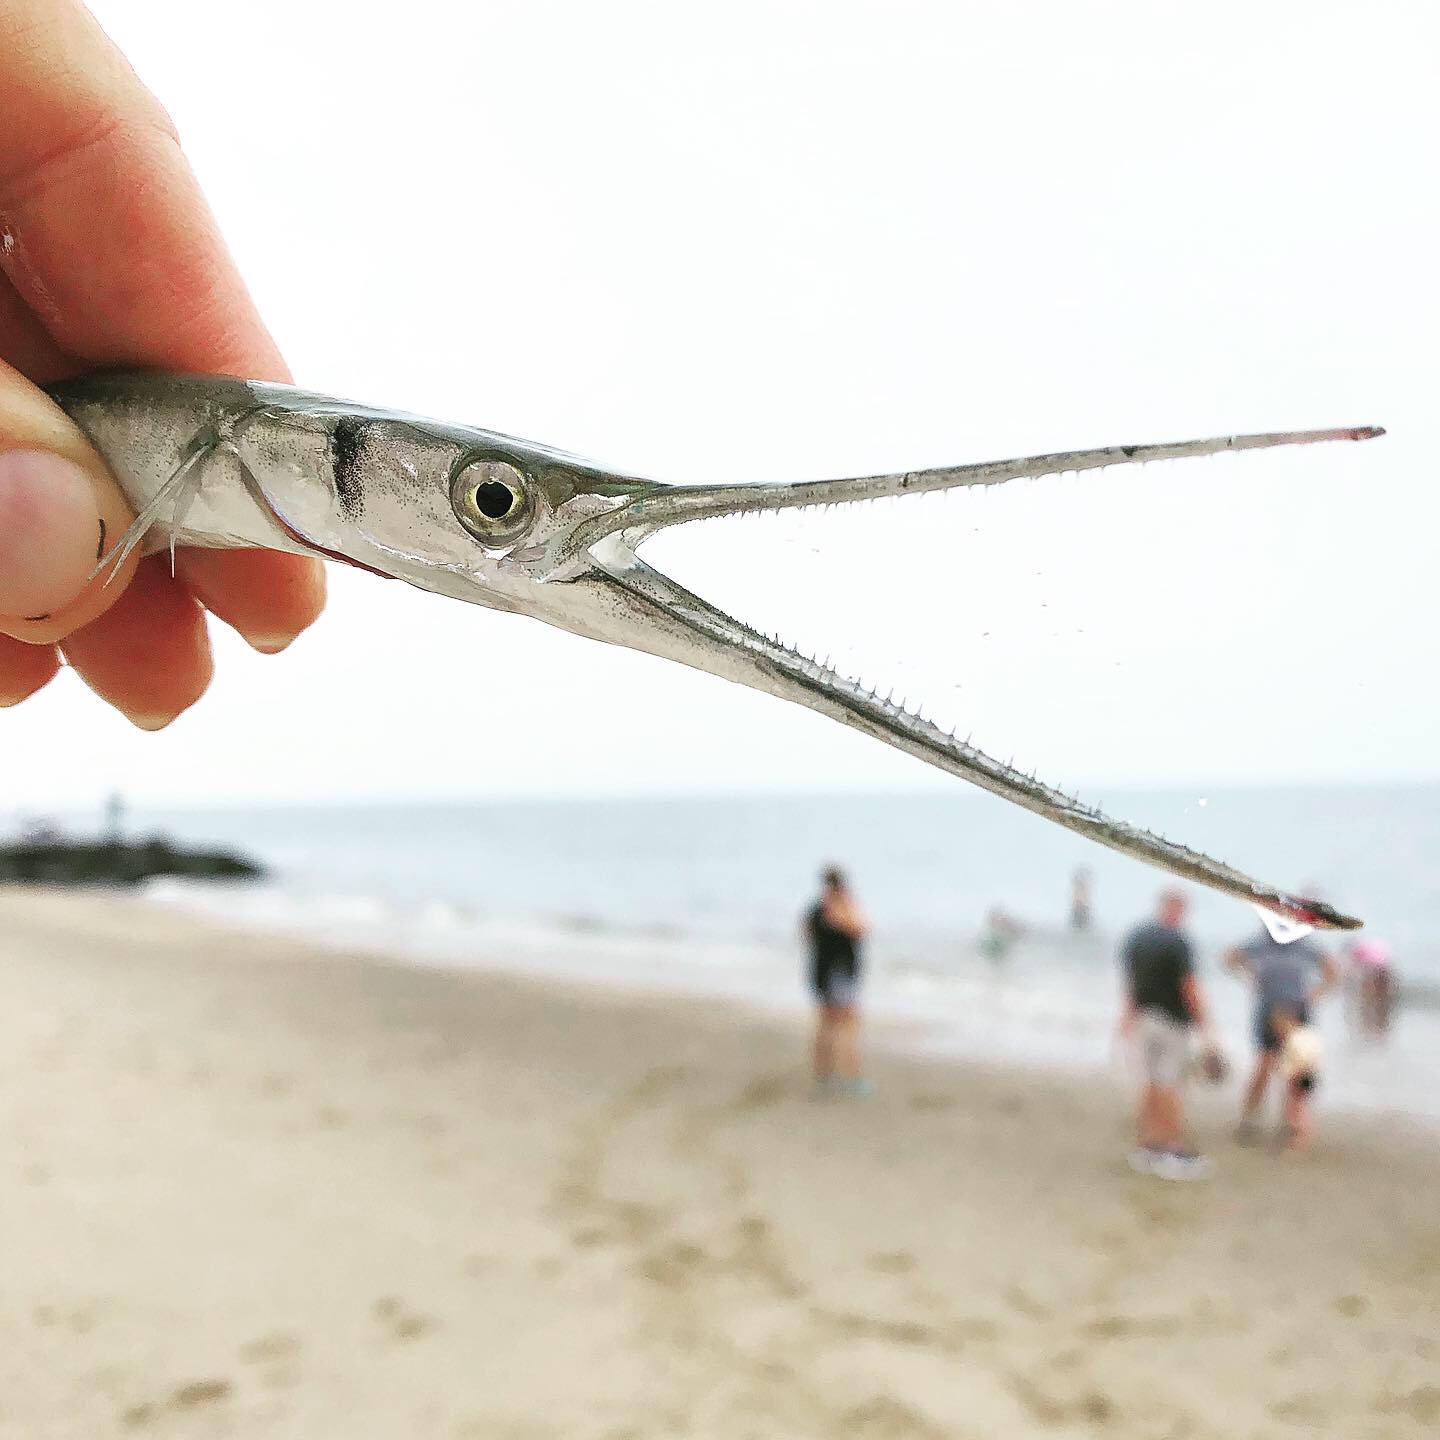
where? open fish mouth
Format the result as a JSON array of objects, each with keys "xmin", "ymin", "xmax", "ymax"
[
  {"xmin": 43, "ymin": 368, "xmax": 1379, "ymax": 929},
  {"xmin": 550, "ymin": 426, "xmax": 1382, "ymax": 930}
]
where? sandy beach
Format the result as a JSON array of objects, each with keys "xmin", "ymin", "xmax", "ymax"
[{"xmin": 1, "ymin": 886, "xmax": 1437, "ymax": 1439}]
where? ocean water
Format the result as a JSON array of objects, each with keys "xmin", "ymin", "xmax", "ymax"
[{"xmin": 13, "ymin": 783, "xmax": 1440, "ymax": 1121}]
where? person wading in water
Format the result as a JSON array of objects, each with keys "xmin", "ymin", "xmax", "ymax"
[{"xmin": 805, "ymin": 867, "xmax": 870, "ymax": 1097}]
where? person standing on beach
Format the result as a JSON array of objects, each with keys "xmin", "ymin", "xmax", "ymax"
[
  {"xmin": 1070, "ymin": 868, "xmax": 1093, "ymax": 932},
  {"xmin": 1227, "ymin": 926, "xmax": 1338, "ymax": 1146},
  {"xmin": 1345, "ymin": 937, "xmax": 1396, "ymax": 1039},
  {"xmin": 1118, "ymin": 890, "xmax": 1216, "ymax": 1180},
  {"xmin": 1265, "ymin": 1007, "xmax": 1325, "ymax": 1153},
  {"xmin": 804, "ymin": 867, "xmax": 869, "ymax": 1097}
]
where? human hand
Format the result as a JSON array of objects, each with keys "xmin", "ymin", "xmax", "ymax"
[{"xmin": 0, "ymin": 0, "xmax": 325, "ymax": 726}]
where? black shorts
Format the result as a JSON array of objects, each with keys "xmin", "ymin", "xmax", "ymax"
[{"xmin": 1256, "ymin": 1002, "xmax": 1311, "ymax": 1053}]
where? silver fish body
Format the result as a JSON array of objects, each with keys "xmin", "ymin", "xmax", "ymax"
[{"xmin": 48, "ymin": 369, "xmax": 1383, "ymax": 930}]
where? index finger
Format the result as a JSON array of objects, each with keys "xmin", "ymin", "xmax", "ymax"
[
  {"xmin": 0, "ymin": 0, "xmax": 286, "ymax": 379},
  {"xmin": 0, "ymin": 0, "xmax": 324, "ymax": 652}
]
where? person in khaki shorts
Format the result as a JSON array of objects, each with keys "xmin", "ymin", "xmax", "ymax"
[{"xmin": 1118, "ymin": 890, "xmax": 1217, "ymax": 1180}]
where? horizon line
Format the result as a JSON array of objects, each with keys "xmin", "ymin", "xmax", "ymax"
[{"xmin": 10, "ymin": 775, "xmax": 1439, "ymax": 816}]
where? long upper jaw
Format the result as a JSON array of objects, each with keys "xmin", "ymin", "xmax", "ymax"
[
  {"xmin": 553, "ymin": 423, "xmax": 1382, "ymax": 562},
  {"xmin": 541, "ymin": 424, "xmax": 1383, "ymax": 931}
]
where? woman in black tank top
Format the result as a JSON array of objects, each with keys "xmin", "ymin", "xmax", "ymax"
[{"xmin": 804, "ymin": 867, "xmax": 870, "ymax": 1096}]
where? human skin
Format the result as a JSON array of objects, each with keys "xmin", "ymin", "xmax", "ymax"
[
  {"xmin": 0, "ymin": 0, "xmax": 325, "ymax": 726},
  {"xmin": 811, "ymin": 881, "xmax": 866, "ymax": 1082},
  {"xmin": 1228, "ymin": 945, "xmax": 1337, "ymax": 1139},
  {"xmin": 1121, "ymin": 897, "xmax": 1211, "ymax": 1153}
]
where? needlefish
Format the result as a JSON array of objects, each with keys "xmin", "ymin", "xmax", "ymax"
[{"xmin": 48, "ymin": 370, "xmax": 1381, "ymax": 929}]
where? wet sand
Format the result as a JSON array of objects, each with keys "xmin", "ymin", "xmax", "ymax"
[{"xmin": 2, "ymin": 886, "xmax": 1437, "ymax": 1438}]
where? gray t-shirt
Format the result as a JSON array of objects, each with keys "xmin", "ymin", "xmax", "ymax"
[{"xmin": 1240, "ymin": 932, "xmax": 1326, "ymax": 1011}]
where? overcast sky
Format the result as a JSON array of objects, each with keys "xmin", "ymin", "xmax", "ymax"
[{"xmin": 6, "ymin": 0, "xmax": 1437, "ymax": 809}]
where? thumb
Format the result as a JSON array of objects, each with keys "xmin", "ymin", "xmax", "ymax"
[{"xmin": 0, "ymin": 360, "xmax": 139, "ymax": 641}]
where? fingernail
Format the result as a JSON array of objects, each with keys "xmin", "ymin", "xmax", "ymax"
[
  {"xmin": 128, "ymin": 711, "xmax": 177, "ymax": 732},
  {"xmin": 248, "ymin": 633, "xmax": 297, "ymax": 655},
  {"xmin": 0, "ymin": 450, "xmax": 101, "ymax": 617}
]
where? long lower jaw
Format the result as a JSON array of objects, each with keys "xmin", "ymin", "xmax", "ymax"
[
  {"xmin": 575, "ymin": 552, "xmax": 1359, "ymax": 931},
  {"xmin": 529, "ymin": 422, "xmax": 1383, "ymax": 928}
]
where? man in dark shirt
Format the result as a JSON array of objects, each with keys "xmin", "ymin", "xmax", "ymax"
[{"xmin": 1119, "ymin": 890, "xmax": 1215, "ymax": 1180}]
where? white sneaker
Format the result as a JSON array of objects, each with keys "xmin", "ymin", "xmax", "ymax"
[
  {"xmin": 1128, "ymin": 1147, "xmax": 1163, "ymax": 1174},
  {"xmin": 1152, "ymin": 1150, "xmax": 1212, "ymax": 1182}
]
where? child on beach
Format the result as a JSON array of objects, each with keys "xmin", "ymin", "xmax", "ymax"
[
  {"xmin": 1271, "ymin": 1007, "xmax": 1323, "ymax": 1152},
  {"xmin": 1346, "ymin": 937, "xmax": 1396, "ymax": 1038}
]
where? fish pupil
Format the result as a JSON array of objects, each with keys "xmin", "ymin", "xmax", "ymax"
[{"xmin": 474, "ymin": 480, "xmax": 516, "ymax": 520}]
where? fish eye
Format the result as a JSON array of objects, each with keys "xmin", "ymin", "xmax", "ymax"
[{"xmin": 450, "ymin": 456, "xmax": 534, "ymax": 546}]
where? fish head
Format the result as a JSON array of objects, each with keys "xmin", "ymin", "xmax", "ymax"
[{"xmin": 233, "ymin": 402, "xmax": 655, "ymax": 616}]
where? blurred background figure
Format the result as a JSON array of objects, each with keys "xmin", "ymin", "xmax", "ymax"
[
  {"xmin": 1070, "ymin": 867, "xmax": 1093, "ymax": 932},
  {"xmin": 804, "ymin": 866, "xmax": 869, "ymax": 1097},
  {"xmin": 1118, "ymin": 890, "xmax": 1215, "ymax": 1180},
  {"xmin": 1271, "ymin": 1007, "xmax": 1325, "ymax": 1152},
  {"xmin": 1226, "ymin": 923, "xmax": 1339, "ymax": 1147},
  {"xmin": 1346, "ymin": 936, "xmax": 1396, "ymax": 1039},
  {"xmin": 103, "ymin": 791, "xmax": 126, "ymax": 844},
  {"xmin": 979, "ymin": 906, "xmax": 1024, "ymax": 964}
]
